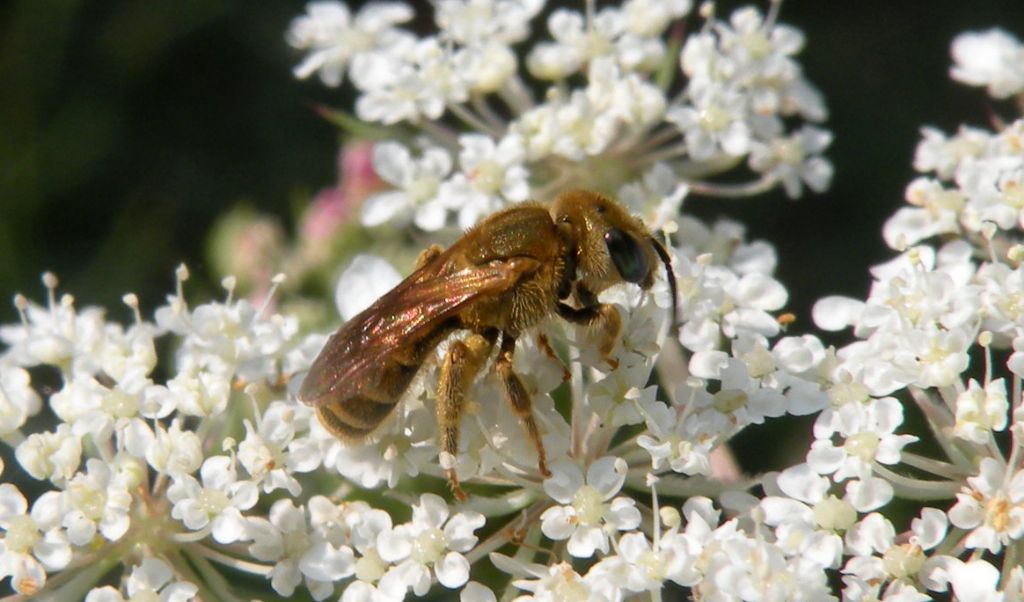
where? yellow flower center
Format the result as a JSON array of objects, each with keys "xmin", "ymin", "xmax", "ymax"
[
  {"xmin": 355, "ymin": 548, "xmax": 387, "ymax": 582},
  {"xmin": 410, "ymin": 527, "xmax": 447, "ymax": 564},
  {"xmin": 882, "ymin": 543, "xmax": 924, "ymax": 579},
  {"xmin": 572, "ymin": 485, "xmax": 606, "ymax": 526},
  {"xmin": 4, "ymin": 515, "xmax": 40, "ymax": 554},
  {"xmin": 699, "ymin": 105, "xmax": 730, "ymax": 132},
  {"xmin": 812, "ymin": 495, "xmax": 857, "ymax": 532},
  {"xmin": 843, "ymin": 432, "xmax": 880, "ymax": 462}
]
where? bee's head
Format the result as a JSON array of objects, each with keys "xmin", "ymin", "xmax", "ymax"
[{"xmin": 551, "ymin": 190, "xmax": 678, "ymax": 325}]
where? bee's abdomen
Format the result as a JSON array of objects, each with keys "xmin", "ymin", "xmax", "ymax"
[
  {"xmin": 316, "ymin": 396, "xmax": 396, "ymax": 440},
  {"xmin": 314, "ymin": 359, "xmax": 422, "ymax": 440}
]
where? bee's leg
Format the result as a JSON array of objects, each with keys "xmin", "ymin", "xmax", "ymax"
[
  {"xmin": 436, "ymin": 330, "xmax": 496, "ymax": 500},
  {"xmin": 537, "ymin": 332, "xmax": 570, "ymax": 382},
  {"xmin": 495, "ymin": 333, "xmax": 551, "ymax": 479},
  {"xmin": 415, "ymin": 244, "xmax": 445, "ymax": 269},
  {"xmin": 556, "ymin": 302, "xmax": 622, "ymax": 369}
]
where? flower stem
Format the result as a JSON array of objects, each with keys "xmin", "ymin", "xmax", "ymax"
[
  {"xmin": 688, "ymin": 176, "xmax": 779, "ymax": 198},
  {"xmin": 192, "ymin": 544, "xmax": 273, "ymax": 577},
  {"xmin": 466, "ymin": 501, "xmax": 549, "ymax": 564},
  {"xmin": 871, "ymin": 463, "xmax": 960, "ymax": 500},
  {"xmin": 183, "ymin": 544, "xmax": 249, "ymax": 602},
  {"xmin": 899, "ymin": 451, "xmax": 969, "ymax": 480}
]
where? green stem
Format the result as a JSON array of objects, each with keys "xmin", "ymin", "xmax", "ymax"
[
  {"xmin": 908, "ymin": 386, "xmax": 975, "ymax": 473},
  {"xmin": 465, "ymin": 500, "xmax": 550, "ymax": 564},
  {"xmin": 33, "ymin": 541, "xmax": 128, "ymax": 602},
  {"xmin": 182, "ymin": 544, "xmax": 248, "ymax": 602},
  {"xmin": 449, "ymin": 102, "xmax": 502, "ymax": 137},
  {"xmin": 687, "ymin": 175, "xmax": 779, "ymax": 198},
  {"xmin": 191, "ymin": 544, "xmax": 273, "ymax": 577},
  {"xmin": 899, "ymin": 451, "xmax": 969, "ymax": 480},
  {"xmin": 871, "ymin": 463, "xmax": 960, "ymax": 500},
  {"xmin": 626, "ymin": 470, "xmax": 758, "ymax": 498}
]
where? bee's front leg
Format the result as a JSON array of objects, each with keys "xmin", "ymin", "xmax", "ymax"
[
  {"xmin": 495, "ymin": 334, "xmax": 551, "ymax": 479},
  {"xmin": 436, "ymin": 329, "xmax": 496, "ymax": 500},
  {"xmin": 556, "ymin": 301, "xmax": 622, "ymax": 369}
]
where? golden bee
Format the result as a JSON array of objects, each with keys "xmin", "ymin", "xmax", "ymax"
[{"xmin": 298, "ymin": 190, "xmax": 678, "ymax": 499}]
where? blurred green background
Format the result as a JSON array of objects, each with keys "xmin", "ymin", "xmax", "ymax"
[{"xmin": 2, "ymin": 0, "xmax": 1023, "ymax": 476}]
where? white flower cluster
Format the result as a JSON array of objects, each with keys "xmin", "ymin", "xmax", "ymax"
[
  {"xmin": 0, "ymin": 270, "xmax": 492, "ymax": 600},
  {"xmin": 288, "ymin": 0, "xmax": 831, "ymax": 233},
  {"xmin": 7, "ymin": 1, "xmax": 1024, "ymax": 600},
  {"xmin": 803, "ymin": 27, "xmax": 1024, "ymax": 602}
]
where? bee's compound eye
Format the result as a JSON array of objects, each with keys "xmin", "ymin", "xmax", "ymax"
[{"xmin": 604, "ymin": 228, "xmax": 648, "ymax": 284}]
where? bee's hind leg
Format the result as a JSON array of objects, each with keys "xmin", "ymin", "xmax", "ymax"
[
  {"xmin": 495, "ymin": 333, "xmax": 551, "ymax": 479},
  {"xmin": 437, "ymin": 329, "xmax": 497, "ymax": 500}
]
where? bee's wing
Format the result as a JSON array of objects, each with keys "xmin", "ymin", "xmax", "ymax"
[{"xmin": 298, "ymin": 256, "xmax": 538, "ymax": 406}]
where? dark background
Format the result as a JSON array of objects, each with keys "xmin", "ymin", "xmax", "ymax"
[{"xmin": 2, "ymin": 1, "xmax": 1023, "ymax": 473}]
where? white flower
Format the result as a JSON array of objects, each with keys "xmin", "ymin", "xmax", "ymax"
[
  {"xmin": 586, "ymin": 57, "xmax": 666, "ymax": 127},
  {"xmin": 0, "ymin": 276, "xmax": 107, "ymax": 373},
  {"xmin": 333, "ymin": 255, "xmax": 403, "ymax": 321},
  {"xmin": 377, "ymin": 493, "xmax": 484, "ymax": 595},
  {"xmin": 238, "ymin": 401, "xmax": 320, "ymax": 495},
  {"xmin": 883, "ymin": 177, "xmax": 964, "ymax": 248},
  {"xmin": 15, "ymin": 424, "xmax": 81, "ymax": 485},
  {"xmin": 94, "ymin": 318, "xmax": 158, "ymax": 384},
  {"xmin": 527, "ymin": 6, "xmax": 667, "ymax": 80},
  {"xmin": 361, "ymin": 141, "xmax": 453, "ymax": 231},
  {"xmin": 948, "ymin": 457, "xmax": 1024, "ymax": 554},
  {"xmin": 458, "ymin": 42, "xmax": 518, "ymax": 93},
  {"xmin": 509, "ymin": 85, "xmax": 622, "ymax": 160},
  {"xmin": 0, "ymin": 485, "xmax": 69, "ymax": 596},
  {"xmin": 84, "ymin": 557, "xmax": 198, "ymax": 602},
  {"xmin": 587, "ymin": 530, "xmax": 699, "ymax": 596},
  {"xmin": 247, "ymin": 499, "xmax": 355, "ymax": 600},
  {"xmin": 435, "ymin": 0, "xmax": 542, "ymax": 46},
  {"xmin": 340, "ymin": 503, "xmax": 403, "ymax": 599},
  {"xmin": 145, "ymin": 421, "xmax": 203, "ymax": 477},
  {"xmin": 353, "ymin": 38, "xmax": 472, "ymax": 124},
  {"xmin": 843, "ymin": 509, "xmax": 947, "ymax": 592},
  {"xmin": 167, "ymin": 455, "xmax": 257, "ymax": 544},
  {"xmin": 319, "ymin": 401, "xmax": 435, "ymax": 489},
  {"xmin": 695, "ymin": 525, "xmax": 831, "ymax": 602},
  {"xmin": 288, "ymin": 1, "xmax": 414, "ymax": 86},
  {"xmin": 748, "ymin": 125, "xmax": 833, "ymax": 198},
  {"xmin": 491, "ymin": 554, "xmax": 608, "ymax": 602},
  {"xmin": 539, "ymin": 457, "xmax": 640, "ymax": 558},
  {"xmin": 0, "ymin": 364, "xmax": 41, "ymax": 436},
  {"xmin": 807, "ymin": 397, "xmax": 917, "ymax": 511},
  {"xmin": 953, "ymin": 378, "xmax": 1008, "ymax": 443},
  {"xmin": 913, "ymin": 125, "xmax": 989, "ymax": 179},
  {"xmin": 760, "ymin": 464, "xmax": 852, "ymax": 570},
  {"xmin": 585, "ymin": 363, "xmax": 659, "ymax": 428},
  {"xmin": 618, "ymin": 162, "xmax": 689, "ymax": 230},
  {"xmin": 950, "ymin": 29, "xmax": 1024, "ymax": 99},
  {"xmin": 637, "ymin": 391, "xmax": 715, "ymax": 476},
  {"xmin": 61, "ymin": 459, "xmax": 132, "ymax": 546},
  {"xmin": 438, "ymin": 133, "xmax": 530, "ymax": 229},
  {"xmin": 687, "ymin": 357, "xmax": 789, "ymax": 427},
  {"xmin": 667, "ymin": 85, "xmax": 752, "ymax": 161},
  {"xmin": 938, "ymin": 558, "xmax": 1004, "ymax": 602},
  {"xmin": 160, "ymin": 368, "xmax": 230, "ymax": 418},
  {"xmin": 622, "ymin": 0, "xmax": 691, "ymax": 37},
  {"xmin": 820, "ymin": 245, "xmax": 980, "ymax": 396}
]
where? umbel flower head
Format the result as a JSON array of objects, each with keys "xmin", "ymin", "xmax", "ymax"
[{"xmin": 9, "ymin": 2, "xmax": 1024, "ymax": 601}]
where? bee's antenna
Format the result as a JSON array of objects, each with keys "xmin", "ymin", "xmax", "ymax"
[{"xmin": 649, "ymin": 238, "xmax": 679, "ymax": 337}]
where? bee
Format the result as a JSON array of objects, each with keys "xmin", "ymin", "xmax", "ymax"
[{"xmin": 299, "ymin": 190, "xmax": 678, "ymax": 499}]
